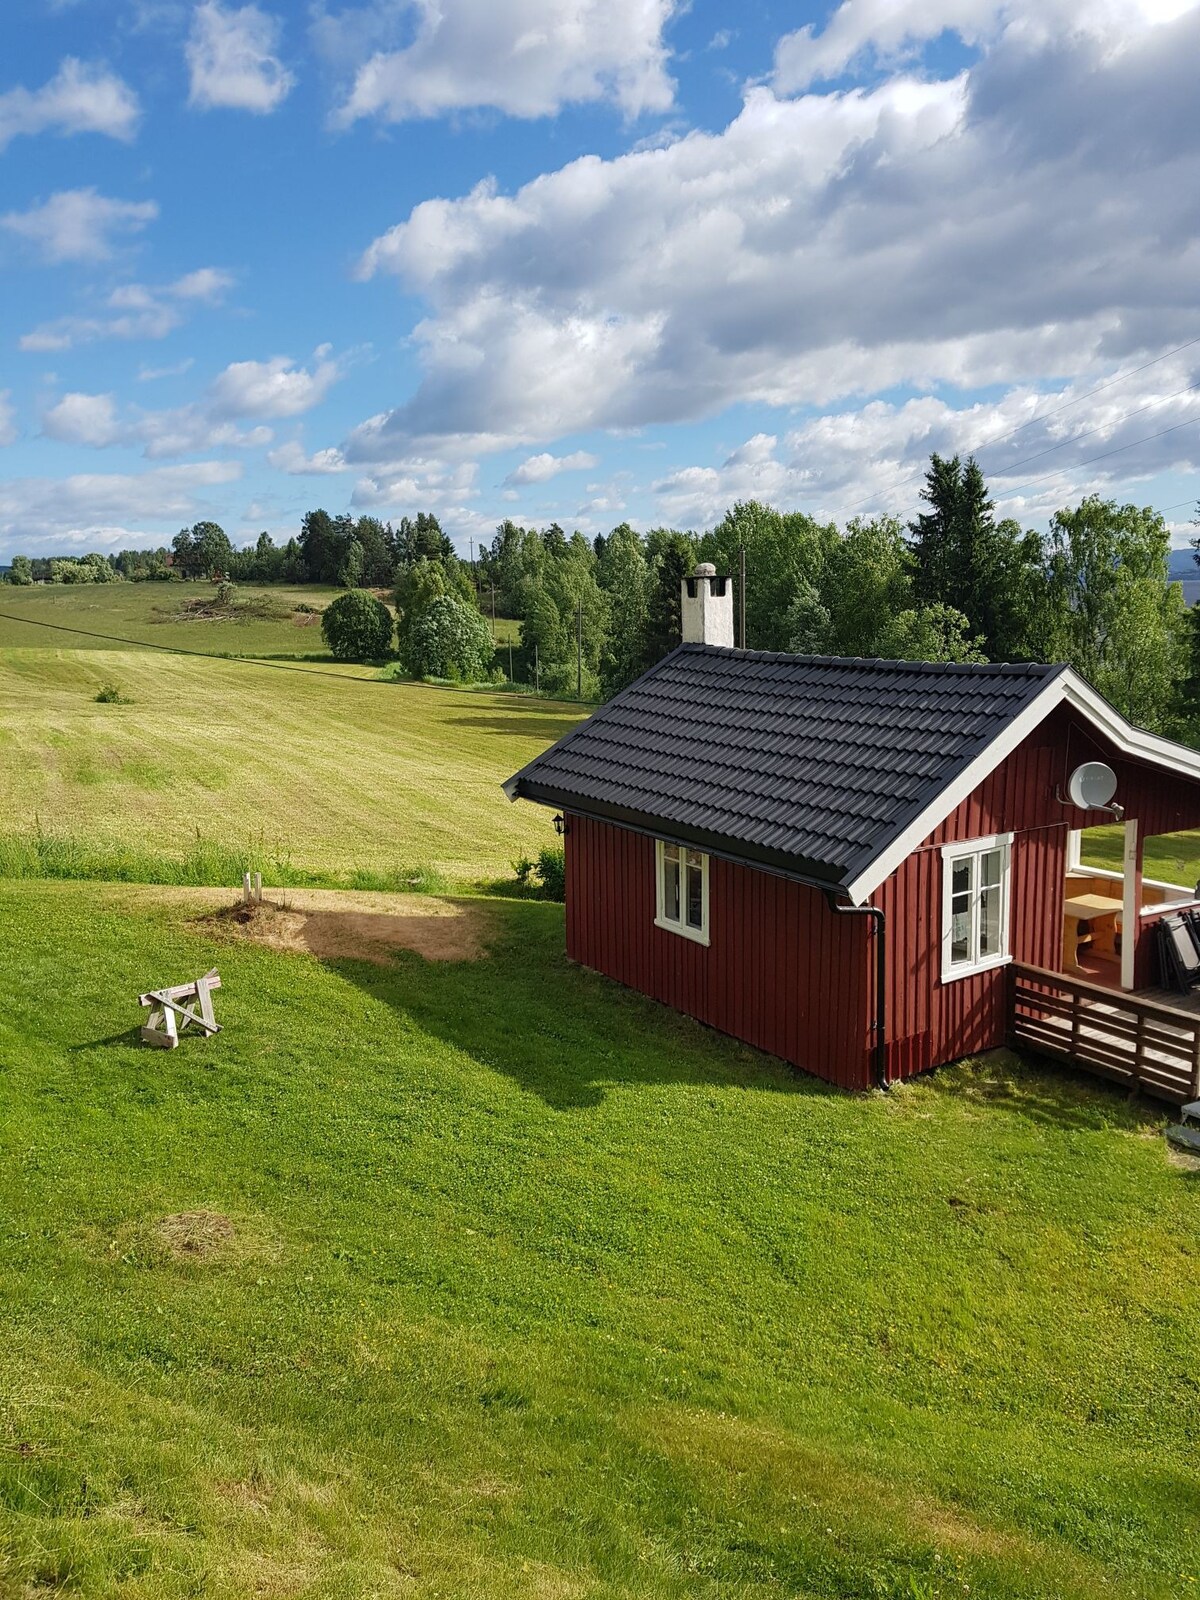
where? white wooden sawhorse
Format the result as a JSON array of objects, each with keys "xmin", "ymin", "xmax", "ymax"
[{"xmin": 139, "ymin": 969, "xmax": 222, "ymax": 1049}]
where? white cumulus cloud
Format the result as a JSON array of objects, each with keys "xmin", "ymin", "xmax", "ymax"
[
  {"xmin": 331, "ymin": 0, "xmax": 677, "ymax": 123},
  {"xmin": 652, "ymin": 357, "xmax": 1200, "ymax": 528},
  {"xmin": 207, "ymin": 352, "xmax": 342, "ymax": 418},
  {"xmin": 772, "ymin": 0, "xmax": 1200, "ymax": 91},
  {"xmin": 0, "ymin": 392, "xmax": 17, "ymax": 447},
  {"xmin": 187, "ymin": 2, "xmax": 294, "ymax": 113},
  {"xmin": 0, "ymin": 58, "xmax": 140, "ymax": 151},
  {"xmin": 503, "ymin": 449, "xmax": 599, "ymax": 485},
  {"xmin": 42, "ymin": 392, "xmax": 123, "ymax": 448},
  {"xmin": 266, "ymin": 440, "xmax": 347, "ymax": 474},
  {"xmin": 348, "ymin": 2, "xmax": 1200, "ymax": 467},
  {"xmin": 38, "ymin": 350, "xmax": 345, "ymax": 462},
  {"xmin": 169, "ymin": 266, "xmax": 236, "ymax": 301},
  {"xmin": 19, "ymin": 266, "xmax": 233, "ymax": 351},
  {"xmin": 0, "ymin": 462, "xmax": 244, "ymax": 555},
  {"xmin": 2, "ymin": 188, "xmax": 157, "ymax": 263}
]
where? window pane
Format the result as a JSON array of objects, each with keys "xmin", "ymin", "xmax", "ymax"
[
  {"xmin": 980, "ymin": 848, "xmax": 1002, "ymax": 888},
  {"xmin": 951, "ymin": 907, "xmax": 971, "ymax": 963},
  {"xmin": 686, "ymin": 858, "xmax": 704, "ymax": 929},
  {"xmin": 952, "ymin": 859, "xmax": 973, "ymax": 896},
  {"xmin": 663, "ymin": 852, "xmax": 680, "ymax": 922},
  {"xmin": 979, "ymin": 884, "xmax": 1002, "ymax": 957}
]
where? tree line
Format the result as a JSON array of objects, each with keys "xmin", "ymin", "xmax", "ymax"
[{"xmin": 4, "ymin": 457, "xmax": 1198, "ymax": 736}]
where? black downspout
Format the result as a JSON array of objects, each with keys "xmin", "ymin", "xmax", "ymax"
[{"xmin": 826, "ymin": 894, "xmax": 888, "ymax": 1089}]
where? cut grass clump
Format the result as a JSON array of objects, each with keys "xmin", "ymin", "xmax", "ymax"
[
  {"xmin": 93, "ymin": 681, "xmax": 130, "ymax": 704},
  {"xmin": 0, "ymin": 828, "xmax": 454, "ymax": 894}
]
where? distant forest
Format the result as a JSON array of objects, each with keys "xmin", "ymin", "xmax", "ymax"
[{"xmin": 6, "ymin": 455, "xmax": 1200, "ymax": 738}]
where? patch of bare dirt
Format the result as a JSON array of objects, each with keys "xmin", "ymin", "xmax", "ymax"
[
  {"xmin": 156, "ymin": 1209, "xmax": 235, "ymax": 1259},
  {"xmin": 202, "ymin": 890, "xmax": 487, "ymax": 964},
  {"xmin": 214, "ymin": 1477, "xmax": 272, "ymax": 1513}
]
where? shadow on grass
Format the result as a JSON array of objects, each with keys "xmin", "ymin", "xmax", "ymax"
[
  {"xmin": 336, "ymin": 897, "xmax": 830, "ymax": 1111},
  {"xmin": 447, "ymin": 712, "xmax": 587, "ymax": 741},
  {"xmin": 68, "ymin": 1027, "xmax": 143, "ymax": 1053},
  {"xmin": 932, "ymin": 1049, "xmax": 1172, "ymax": 1133}
]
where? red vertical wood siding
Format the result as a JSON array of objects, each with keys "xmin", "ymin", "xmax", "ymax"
[
  {"xmin": 876, "ymin": 703, "xmax": 1200, "ymax": 1079},
  {"xmin": 565, "ymin": 813, "xmax": 874, "ymax": 1089},
  {"xmin": 563, "ymin": 703, "xmax": 1200, "ymax": 1090}
]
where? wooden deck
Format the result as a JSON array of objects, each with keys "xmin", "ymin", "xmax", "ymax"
[{"xmin": 1009, "ymin": 963, "xmax": 1200, "ymax": 1105}]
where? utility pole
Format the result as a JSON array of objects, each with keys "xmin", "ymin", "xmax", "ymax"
[
  {"xmin": 738, "ymin": 543, "xmax": 747, "ymax": 649},
  {"xmin": 508, "ymin": 638, "xmax": 513, "ymax": 683},
  {"xmin": 490, "ymin": 582, "xmax": 497, "ymax": 642},
  {"xmin": 576, "ymin": 596, "xmax": 583, "ymax": 698},
  {"xmin": 535, "ymin": 641, "xmax": 540, "ymax": 695}
]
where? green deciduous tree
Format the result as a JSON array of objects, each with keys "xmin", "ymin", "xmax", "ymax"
[
  {"xmin": 1043, "ymin": 497, "xmax": 1183, "ymax": 730},
  {"xmin": 191, "ymin": 522, "xmax": 234, "ymax": 580},
  {"xmin": 320, "ymin": 589, "xmax": 394, "ymax": 661},
  {"xmin": 702, "ymin": 502, "xmax": 837, "ymax": 651},
  {"xmin": 8, "ymin": 555, "xmax": 33, "ymax": 585},
  {"xmin": 402, "ymin": 595, "xmax": 494, "ymax": 681},
  {"xmin": 875, "ymin": 603, "xmax": 987, "ymax": 664}
]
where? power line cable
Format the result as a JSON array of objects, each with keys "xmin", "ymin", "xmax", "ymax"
[
  {"xmin": 988, "ymin": 412, "xmax": 1200, "ymax": 505},
  {"xmin": 0, "ymin": 609, "xmax": 585, "ymax": 706},
  {"xmin": 0, "ymin": 612, "xmax": 388, "ymax": 682},
  {"xmin": 984, "ymin": 378, "xmax": 1200, "ymax": 482}
]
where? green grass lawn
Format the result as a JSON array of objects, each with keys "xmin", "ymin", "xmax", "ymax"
[
  {"xmin": 0, "ymin": 582, "xmax": 346, "ymax": 659},
  {"xmin": 0, "ymin": 646, "xmax": 582, "ymax": 884},
  {"xmin": 1082, "ymin": 825, "xmax": 1200, "ymax": 889},
  {"xmin": 1, "ymin": 880, "xmax": 1198, "ymax": 1598}
]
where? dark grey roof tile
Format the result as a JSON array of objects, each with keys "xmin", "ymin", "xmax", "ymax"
[{"xmin": 506, "ymin": 645, "xmax": 1064, "ymax": 887}]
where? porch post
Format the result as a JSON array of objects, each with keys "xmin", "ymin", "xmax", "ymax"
[{"xmin": 1120, "ymin": 818, "xmax": 1141, "ymax": 991}]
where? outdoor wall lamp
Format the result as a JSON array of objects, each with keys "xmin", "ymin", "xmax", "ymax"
[{"xmin": 553, "ymin": 814, "xmax": 569, "ymax": 836}]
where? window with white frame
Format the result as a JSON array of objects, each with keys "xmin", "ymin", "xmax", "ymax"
[
  {"xmin": 941, "ymin": 834, "xmax": 1013, "ymax": 980},
  {"xmin": 655, "ymin": 840, "xmax": 709, "ymax": 944}
]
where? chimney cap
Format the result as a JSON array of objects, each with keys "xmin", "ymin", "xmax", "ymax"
[{"xmin": 693, "ymin": 561, "xmax": 717, "ymax": 578}]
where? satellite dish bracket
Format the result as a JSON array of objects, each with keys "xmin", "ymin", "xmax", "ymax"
[{"xmin": 1055, "ymin": 783, "xmax": 1125, "ymax": 822}]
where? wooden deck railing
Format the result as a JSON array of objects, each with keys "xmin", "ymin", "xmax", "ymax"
[{"xmin": 1009, "ymin": 963, "xmax": 1200, "ymax": 1105}]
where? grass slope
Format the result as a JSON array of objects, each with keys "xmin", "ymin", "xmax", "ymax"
[
  {"xmin": 2, "ymin": 882, "xmax": 1198, "ymax": 1598},
  {"xmin": 0, "ymin": 648, "xmax": 580, "ymax": 883},
  {"xmin": 0, "ymin": 582, "xmax": 349, "ymax": 659}
]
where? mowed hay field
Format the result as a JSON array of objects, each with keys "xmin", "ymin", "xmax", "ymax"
[
  {"xmin": 0, "ymin": 581, "xmax": 346, "ymax": 657},
  {"xmin": 2, "ymin": 880, "xmax": 1200, "ymax": 1599},
  {"xmin": 0, "ymin": 587, "xmax": 581, "ymax": 883}
]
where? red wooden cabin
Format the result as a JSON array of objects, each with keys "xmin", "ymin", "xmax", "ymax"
[{"xmin": 505, "ymin": 566, "xmax": 1200, "ymax": 1092}]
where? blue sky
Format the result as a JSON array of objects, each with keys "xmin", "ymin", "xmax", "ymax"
[{"xmin": 1, "ymin": 0, "xmax": 1198, "ymax": 560}]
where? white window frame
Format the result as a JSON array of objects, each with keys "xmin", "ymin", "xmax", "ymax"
[
  {"xmin": 655, "ymin": 839, "xmax": 710, "ymax": 946},
  {"xmin": 940, "ymin": 832, "xmax": 1013, "ymax": 982}
]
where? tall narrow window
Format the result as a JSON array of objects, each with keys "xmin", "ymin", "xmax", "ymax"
[
  {"xmin": 941, "ymin": 834, "xmax": 1012, "ymax": 980},
  {"xmin": 656, "ymin": 840, "xmax": 709, "ymax": 945}
]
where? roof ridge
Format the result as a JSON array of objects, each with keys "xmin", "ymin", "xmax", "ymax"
[{"xmin": 677, "ymin": 643, "xmax": 1064, "ymax": 677}]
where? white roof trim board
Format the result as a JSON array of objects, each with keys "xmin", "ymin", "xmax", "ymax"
[{"xmin": 844, "ymin": 668, "xmax": 1200, "ymax": 904}]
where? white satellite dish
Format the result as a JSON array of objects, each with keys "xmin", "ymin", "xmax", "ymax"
[{"xmin": 1066, "ymin": 761, "xmax": 1118, "ymax": 811}]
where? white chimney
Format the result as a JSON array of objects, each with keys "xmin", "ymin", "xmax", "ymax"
[{"xmin": 681, "ymin": 561, "xmax": 735, "ymax": 648}]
